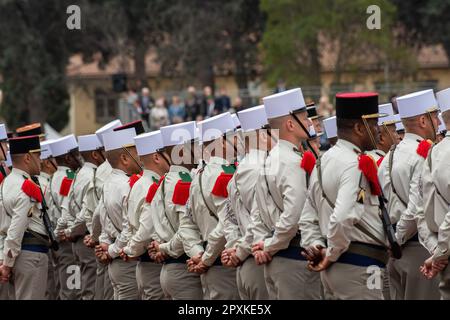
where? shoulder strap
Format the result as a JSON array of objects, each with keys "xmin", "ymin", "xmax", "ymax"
[
  {"xmin": 198, "ymin": 168, "xmax": 219, "ymax": 221},
  {"xmin": 262, "ymin": 153, "xmax": 283, "ymax": 212},
  {"xmin": 317, "ymin": 158, "xmax": 388, "ymax": 249},
  {"xmin": 388, "ymin": 144, "xmax": 408, "ymax": 207},
  {"xmin": 1, "ymin": 180, "xmax": 12, "ymax": 218},
  {"xmin": 48, "ymin": 176, "xmax": 62, "ymax": 214},
  {"xmin": 101, "ymin": 187, "xmax": 122, "ymax": 234},
  {"xmin": 427, "ymin": 144, "xmax": 450, "ymax": 205},
  {"xmin": 93, "ymin": 168, "xmax": 100, "ymax": 201},
  {"xmin": 161, "ymin": 176, "xmax": 177, "ymax": 233},
  {"xmin": 316, "ymin": 158, "xmax": 335, "ymax": 209}
]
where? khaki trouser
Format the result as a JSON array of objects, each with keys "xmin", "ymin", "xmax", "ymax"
[
  {"xmin": 438, "ymin": 264, "xmax": 450, "ymax": 300},
  {"xmin": 200, "ymin": 265, "xmax": 240, "ymax": 300},
  {"xmin": 160, "ymin": 262, "xmax": 203, "ymax": 300},
  {"xmin": 0, "ymin": 281, "xmax": 15, "ymax": 300},
  {"xmin": 264, "ymin": 256, "xmax": 321, "ymax": 300},
  {"xmin": 237, "ymin": 258, "xmax": 269, "ymax": 300},
  {"xmin": 45, "ymin": 251, "xmax": 58, "ymax": 300},
  {"xmin": 72, "ymin": 238, "xmax": 97, "ymax": 300},
  {"xmin": 108, "ymin": 259, "xmax": 139, "ymax": 300},
  {"xmin": 13, "ymin": 250, "xmax": 48, "ymax": 300},
  {"xmin": 321, "ymin": 262, "xmax": 385, "ymax": 300},
  {"xmin": 136, "ymin": 261, "xmax": 165, "ymax": 300},
  {"xmin": 388, "ymin": 241, "xmax": 440, "ymax": 300},
  {"xmin": 95, "ymin": 260, "xmax": 114, "ymax": 300},
  {"xmin": 56, "ymin": 241, "xmax": 81, "ymax": 300}
]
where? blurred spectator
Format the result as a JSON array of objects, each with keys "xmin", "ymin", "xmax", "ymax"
[
  {"xmin": 168, "ymin": 95, "xmax": 186, "ymax": 124},
  {"xmin": 274, "ymin": 79, "xmax": 287, "ymax": 93},
  {"xmin": 317, "ymin": 95, "xmax": 334, "ymax": 118},
  {"xmin": 150, "ymin": 97, "xmax": 169, "ymax": 130},
  {"xmin": 201, "ymin": 86, "xmax": 215, "ymax": 117},
  {"xmin": 126, "ymin": 87, "xmax": 138, "ymax": 109},
  {"xmin": 231, "ymin": 96, "xmax": 244, "ymax": 113},
  {"xmin": 135, "ymin": 87, "xmax": 155, "ymax": 129},
  {"xmin": 185, "ymin": 86, "xmax": 203, "ymax": 121},
  {"xmin": 214, "ymin": 88, "xmax": 231, "ymax": 114}
]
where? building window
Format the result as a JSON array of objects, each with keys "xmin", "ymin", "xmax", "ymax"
[{"xmin": 95, "ymin": 89, "xmax": 118, "ymax": 123}]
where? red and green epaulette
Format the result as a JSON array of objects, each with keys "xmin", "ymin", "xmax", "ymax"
[
  {"xmin": 129, "ymin": 172, "xmax": 142, "ymax": 189},
  {"xmin": 172, "ymin": 171, "xmax": 192, "ymax": 205},
  {"xmin": 146, "ymin": 175, "xmax": 164, "ymax": 203},
  {"xmin": 417, "ymin": 139, "xmax": 433, "ymax": 159},
  {"xmin": 211, "ymin": 164, "xmax": 236, "ymax": 198},
  {"xmin": 59, "ymin": 170, "xmax": 75, "ymax": 196},
  {"xmin": 300, "ymin": 150, "xmax": 316, "ymax": 175},
  {"xmin": 22, "ymin": 178, "xmax": 42, "ymax": 203},
  {"xmin": 358, "ymin": 154, "xmax": 381, "ymax": 196}
]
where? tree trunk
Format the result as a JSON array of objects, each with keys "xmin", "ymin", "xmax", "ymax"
[
  {"xmin": 198, "ymin": 63, "xmax": 215, "ymax": 92},
  {"xmin": 134, "ymin": 42, "xmax": 148, "ymax": 89}
]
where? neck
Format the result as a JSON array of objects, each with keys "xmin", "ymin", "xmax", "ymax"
[
  {"xmin": 405, "ymin": 128, "xmax": 428, "ymax": 140},
  {"xmin": 144, "ymin": 163, "xmax": 165, "ymax": 177},
  {"xmin": 13, "ymin": 164, "xmax": 30, "ymax": 175},
  {"xmin": 339, "ymin": 134, "xmax": 364, "ymax": 150},
  {"xmin": 278, "ymin": 132, "xmax": 301, "ymax": 149}
]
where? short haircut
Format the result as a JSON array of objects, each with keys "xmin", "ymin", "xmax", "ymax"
[
  {"xmin": 106, "ymin": 149, "xmax": 125, "ymax": 167},
  {"xmin": 442, "ymin": 109, "xmax": 450, "ymax": 126},
  {"xmin": 336, "ymin": 118, "xmax": 361, "ymax": 136}
]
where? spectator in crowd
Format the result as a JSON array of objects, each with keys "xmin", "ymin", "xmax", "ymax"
[
  {"xmin": 231, "ymin": 96, "xmax": 244, "ymax": 114},
  {"xmin": 214, "ymin": 88, "xmax": 231, "ymax": 114},
  {"xmin": 150, "ymin": 97, "xmax": 169, "ymax": 130},
  {"xmin": 135, "ymin": 87, "xmax": 155, "ymax": 129},
  {"xmin": 184, "ymin": 86, "xmax": 203, "ymax": 121},
  {"xmin": 317, "ymin": 95, "xmax": 334, "ymax": 118},
  {"xmin": 126, "ymin": 87, "xmax": 138, "ymax": 109},
  {"xmin": 274, "ymin": 79, "xmax": 287, "ymax": 93},
  {"xmin": 168, "ymin": 95, "xmax": 186, "ymax": 124},
  {"xmin": 201, "ymin": 86, "xmax": 215, "ymax": 118}
]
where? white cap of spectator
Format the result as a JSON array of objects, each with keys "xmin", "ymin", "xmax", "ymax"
[
  {"xmin": 237, "ymin": 105, "xmax": 268, "ymax": 133},
  {"xmin": 436, "ymin": 88, "xmax": 450, "ymax": 113},
  {"xmin": 5, "ymin": 151, "xmax": 11, "ymax": 167},
  {"xmin": 103, "ymin": 128, "xmax": 136, "ymax": 152},
  {"xmin": 78, "ymin": 134, "xmax": 103, "ymax": 152},
  {"xmin": 160, "ymin": 121, "xmax": 197, "ymax": 147},
  {"xmin": 95, "ymin": 119, "xmax": 123, "ymax": 145},
  {"xmin": 323, "ymin": 116, "xmax": 337, "ymax": 139},
  {"xmin": 396, "ymin": 89, "xmax": 439, "ymax": 119},
  {"xmin": 0, "ymin": 124, "xmax": 7, "ymax": 141},
  {"xmin": 263, "ymin": 88, "xmax": 306, "ymax": 119},
  {"xmin": 40, "ymin": 140, "xmax": 54, "ymax": 160},
  {"xmin": 199, "ymin": 112, "xmax": 235, "ymax": 142},
  {"xmin": 50, "ymin": 134, "xmax": 78, "ymax": 157},
  {"xmin": 134, "ymin": 131, "xmax": 163, "ymax": 156}
]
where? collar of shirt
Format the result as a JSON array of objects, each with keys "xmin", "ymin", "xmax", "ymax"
[
  {"xmin": 336, "ymin": 139, "xmax": 362, "ymax": 154},
  {"xmin": 57, "ymin": 165, "xmax": 70, "ymax": 173},
  {"xmin": 142, "ymin": 168, "xmax": 160, "ymax": 178},
  {"xmin": 248, "ymin": 148, "xmax": 267, "ymax": 162},
  {"xmin": 12, "ymin": 168, "xmax": 30, "ymax": 179},
  {"xmin": 83, "ymin": 162, "xmax": 98, "ymax": 170},
  {"xmin": 403, "ymin": 132, "xmax": 424, "ymax": 142},
  {"xmin": 169, "ymin": 165, "xmax": 190, "ymax": 174},
  {"xmin": 111, "ymin": 168, "xmax": 128, "ymax": 177},
  {"xmin": 39, "ymin": 171, "xmax": 51, "ymax": 180},
  {"xmin": 208, "ymin": 156, "xmax": 228, "ymax": 166},
  {"xmin": 374, "ymin": 149, "xmax": 386, "ymax": 157},
  {"xmin": 277, "ymin": 139, "xmax": 299, "ymax": 152}
]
